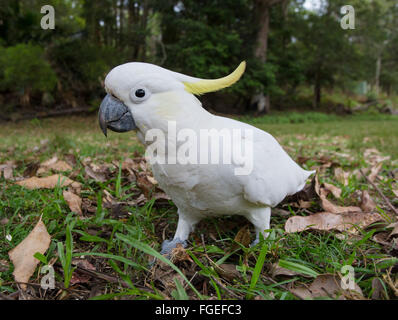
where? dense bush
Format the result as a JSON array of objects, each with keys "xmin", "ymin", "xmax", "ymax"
[{"xmin": 0, "ymin": 43, "xmax": 57, "ymax": 94}]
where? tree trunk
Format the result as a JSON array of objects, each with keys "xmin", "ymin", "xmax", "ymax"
[
  {"xmin": 254, "ymin": 0, "xmax": 270, "ymax": 62},
  {"xmin": 313, "ymin": 78, "xmax": 321, "ymax": 109},
  {"xmin": 375, "ymin": 54, "xmax": 382, "ymax": 96},
  {"xmin": 119, "ymin": 0, "xmax": 124, "ymax": 48},
  {"xmin": 251, "ymin": 0, "xmax": 283, "ymax": 114}
]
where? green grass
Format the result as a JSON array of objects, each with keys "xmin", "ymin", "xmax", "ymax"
[{"xmin": 0, "ymin": 113, "xmax": 397, "ymax": 300}]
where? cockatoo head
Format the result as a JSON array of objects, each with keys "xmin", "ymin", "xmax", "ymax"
[{"xmin": 99, "ymin": 61, "xmax": 245, "ymax": 136}]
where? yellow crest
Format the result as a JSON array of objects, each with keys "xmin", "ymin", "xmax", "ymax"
[{"xmin": 183, "ymin": 61, "xmax": 246, "ymax": 95}]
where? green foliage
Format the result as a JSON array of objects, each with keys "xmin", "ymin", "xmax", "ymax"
[
  {"xmin": 0, "ymin": 44, "xmax": 57, "ymax": 93},
  {"xmin": 48, "ymin": 40, "xmax": 123, "ymax": 92},
  {"xmin": 1, "ymin": 0, "xmax": 398, "ymax": 112}
]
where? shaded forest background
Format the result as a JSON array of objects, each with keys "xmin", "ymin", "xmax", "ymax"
[{"xmin": 1, "ymin": 0, "xmax": 398, "ymax": 120}]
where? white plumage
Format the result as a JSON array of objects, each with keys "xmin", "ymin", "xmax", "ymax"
[{"xmin": 101, "ymin": 61, "xmax": 315, "ymax": 253}]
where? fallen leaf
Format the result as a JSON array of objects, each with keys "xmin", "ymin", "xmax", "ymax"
[
  {"xmin": 372, "ymin": 232, "xmax": 391, "ymax": 246},
  {"xmin": 170, "ymin": 244, "xmax": 193, "ymax": 264},
  {"xmin": 63, "ymin": 190, "xmax": 82, "ymax": 216},
  {"xmin": 8, "ymin": 218, "xmax": 51, "ymax": 290},
  {"xmin": 323, "ymin": 183, "xmax": 342, "ymax": 199},
  {"xmin": 16, "ymin": 174, "xmax": 81, "ymax": 192},
  {"xmin": 298, "ymin": 200, "xmax": 312, "ymax": 209},
  {"xmin": 364, "ymin": 148, "xmax": 390, "ymax": 166},
  {"xmin": 290, "ymin": 274, "xmax": 363, "ymax": 300},
  {"xmin": 215, "ymin": 264, "xmax": 242, "ymax": 282},
  {"xmin": 285, "ymin": 211, "xmax": 382, "ymax": 233},
  {"xmin": 64, "ymin": 154, "xmax": 77, "ymax": 167},
  {"xmin": 135, "ymin": 171, "xmax": 156, "ymax": 198},
  {"xmin": 372, "ymin": 278, "xmax": 385, "ymax": 299},
  {"xmin": 387, "ymin": 222, "xmax": 398, "ymax": 238},
  {"xmin": 0, "ymin": 259, "xmax": 9, "ymax": 272},
  {"xmin": 360, "ymin": 190, "xmax": 376, "ymax": 212},
  {"xmin": 70, "ymin": 258, "xmax": 96, "ymax": 285},
  {"xmin": 334, "ymin": 168, "xmax": 349, "ymax": 186},
  {"xmin": 270, "ymin": 262, "xmax": 312, "ymax": 278},
  {"xmin": 319, "ymin": 188, "xmax": 361, "ymax": 214},
  {"xmin": 368, "ymin": 163, "xmax": 382, "ymax": 183},
  {"xmin": 0, "ymin": 162, "xmax": 15, "ymax": 180},
  {"xmin": 23, "ymin": 162, "xmax": 40, "ymax": 177},
  {"xmin": 37, "ymin": 160, "xmax": 72, "ymax": 175},
  {"xmin": 233, "ymin": 225, "xmax": 251, "ymax": 248},
  {"xmin": 85, "ymin": 165, "xmax": 106, "ymax": 182}
]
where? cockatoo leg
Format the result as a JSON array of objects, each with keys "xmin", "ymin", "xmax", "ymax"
[
  {"xmin": 160, "ymin": 211, "xmax": 200, "ymax": 255},
  {"xmin": 246, "ymin": 207, "xmax": 271, "ymax": 247}
]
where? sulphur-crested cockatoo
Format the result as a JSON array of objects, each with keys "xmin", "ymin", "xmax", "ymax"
[{"xmin": 99, "ymin": 61, "xmax": 315, "ymax": 254}]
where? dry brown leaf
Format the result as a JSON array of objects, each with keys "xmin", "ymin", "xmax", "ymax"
[
  {"xmin": 8, "ymin": 218, "xmax": 51, "ymax": 290},
  {"xmin": 319, "ymin": 188, "xmax": 361, "ymax": 214},
  {"xmin": 36, "ymin": 156, "xmax": 73, "ymax": 175},
  {"xmin": 285, "ymin": 211, "xmax": 382, "ymax": 233},
  {"xmin": 3, "ymin": 166, "xmax": 13, "ymax": 180},
  {"xmin": 372, "ymin": 278, "xmax": 385, "ymax": 299},
  {"xmin": 387, "ymin": 222, "xmax": 398, "ymax": 238},
  {"xmin": 334, "ymin": 168, "xmax": 349, "ymax": 186},
  {"xmin": 364, "ymin": 148, "xmax": 390, "ymax": 166},
  {"xmin": 372, "ymin": 232, "xmax": 391, "ymax": 246},
  {"xmin": 70, "ymin": 258, "xmax": 96, "ymax": 285},
  {"xmin": 215, "ymin": 264, "xmax": 242, "ymax": 282},
  {"xmin": 298, "ymin": 200, "xmax": 312, "ymax": 209},
  {"xmin": 23, "ymin": 162, "xmax": 40, "ymax": 177},
  {"xmin": 360, "ymin": 190, "xmax": 376, "ymax": 212},
  {"xmin": 233, "ymin": 225, "xmax": 251, "ymax": 248},
  {"xmin": 64, "ymin": 154, "xmax": 77, "ymax": 167},
  {"xmin": 85, "ymin": 165, "xmax": 106, "ymax": 182},
  {"xmin": 135, "ymin": 172, "xmax": 156, "ymax": 198},
  {"xmin": 323, "ymin": 183, "xmax": 342, "ymax": 199},
  {"xmin": 368, "ymin": 163, "xmax": 383, "ymax": 183},
  {"xmin": 270, "ymin": 262, "xmax": 312, "ymax": 278},
  {"xmin": 147, "ymin": 175, "xmax": 158, "ymax": 185},
  {"xmin": 0, "ymin": 259, "xmax": 9, "ymax": 272},
  {"xmin": 41, "ymin": 156, "xmax": 58, "ymax": 167},
  {"xmin": 393, "ymin": 189, "xmax": 398, "ymax": 198},
  {"xmin": 126, "ymin": 194, "xmax": 147, "ymax": 206},
  {"xmin": 63, "ymin": 190, "xmax": 82, "ymax": 216},
  {"xmin": 290, "ymin": 274, "xmax": 363, "ymax": 300},
  {"xmin": 170, "ymin": 244, "xmax": 193, "ymax": 264},
  {"xmin": 16, "ymin": 174, "xmax": 81, "ymax": 192},
  {"xmin": 0, "ymin": 162, "xmax": 15, "ymax": 180},
  {"xmin": 38, "ymin": 160, "xmax": 72, "ymax": 174}
]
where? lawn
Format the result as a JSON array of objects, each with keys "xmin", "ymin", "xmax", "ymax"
[{"xmin": 0, "ymin": 113, "xmax": 397, "ymax": 300}]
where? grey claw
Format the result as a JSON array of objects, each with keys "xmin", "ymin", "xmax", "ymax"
[
  {"xmin": 250, "ymin": 238, "xmax": 260, "ymax": 248},
  {"xmin": 160, "ymin": 238, "xmax": 187, "ymax": 255}
]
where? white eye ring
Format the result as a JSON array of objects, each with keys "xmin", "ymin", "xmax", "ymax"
[{"xmin": 130, "ymin": 86, "xmax": 151, "ymax": 103}]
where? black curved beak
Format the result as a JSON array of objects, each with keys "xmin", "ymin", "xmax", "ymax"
[{"xmin": 98, "ymin": 94, "xmax": 136, "ymax": 137}]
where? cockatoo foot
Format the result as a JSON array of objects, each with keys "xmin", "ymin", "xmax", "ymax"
[
  {"xmin": 250, "ymin": 238, "xmax": 260, "ymax": 248},
  {"xmin": 160, "ymin": 237, "xmax": 187, "ymax": 255}
]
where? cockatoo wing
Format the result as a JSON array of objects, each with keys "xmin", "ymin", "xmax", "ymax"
[{"xmin": 212, "ymin": 116, "xmax": 315, "ymax": 207}]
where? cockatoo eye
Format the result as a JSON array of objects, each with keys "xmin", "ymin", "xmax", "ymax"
[
  {"xmin": 130, "ymin": 87, "xmax": 150, "ymax": 103},
  {"xmin": 135, "ymin": 89, "xmax": 145, "ymax": 98}
]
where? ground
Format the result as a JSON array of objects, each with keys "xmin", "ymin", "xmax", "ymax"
[{"xmin": 0, "ymin": 113, "xmax": 397, "ymax": 300}]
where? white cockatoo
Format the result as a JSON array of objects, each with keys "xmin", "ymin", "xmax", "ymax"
[{"xmin": 99, "ymin": 61, "xmax": 315, "ymax": 254}]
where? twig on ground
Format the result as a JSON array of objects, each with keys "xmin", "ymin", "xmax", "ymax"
[
  {"xmin": 360, "ymin": 169, "xmax": 398, "ymax": 216},
  {"xmin": 211, "ymin": 275, "xmax": 242, "ymax": 299}
]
